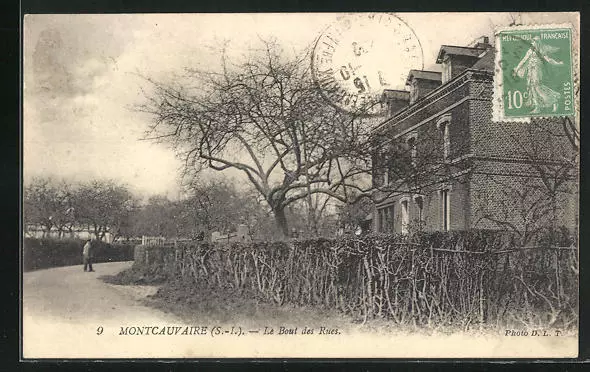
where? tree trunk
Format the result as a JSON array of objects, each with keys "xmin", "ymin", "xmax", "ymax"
[
  {"xmin": 93, "ymin": 224, "xmax": 101, "ymax": 241},
  {"xmin": 99, "ymin": 226, "xmax": 107, "ymax": 241},
  {"xmin": 272, "ymin": 205, "xmax": 289, "ymax": 238},
  {"xmin": 44, "ymin": 222, "xmax": 52, "ymax": 238}
]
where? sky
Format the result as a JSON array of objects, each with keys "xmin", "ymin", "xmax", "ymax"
[{"xmin": 23, "ymin": 12, "xmax": 579, "ymax": 199}]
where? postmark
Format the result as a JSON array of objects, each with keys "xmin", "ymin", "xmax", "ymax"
[
  {"xmin": 493, "ymin": 24, "xmax": 575, "ymax": 121},
  {"xmin": 311, "ymin": 13, "xmax": 423, "ymax": 116}
]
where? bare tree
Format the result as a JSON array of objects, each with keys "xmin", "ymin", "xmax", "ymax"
[
  {"xmin": 473, "ymin": 118, "xmax": 578, "ymax": 245},
  {"xmin": 74, "ymin": 180, "xmax": 136, "ymax": 241},
  {"xmin": 24, "ymin": 177, "xmax": 62, "ymax": 237},
  {"xmin": 180, "ymin": 178, "xmax": 259, "ymax": 239},
  {"xmin": 24, "ymin": 177, "xmax": 137, "ymax": 241},
  {"xmin": 129, "ymin": 195, "xmax": 176, "ymax": 238},
  {"xmin": 139, "ymin": 40, "xmax": 374, "ymax": 237}
]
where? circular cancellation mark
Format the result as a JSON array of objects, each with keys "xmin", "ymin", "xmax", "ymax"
[{"xmin": 311, "ymin": 13, "xmax": 424, "ymax": 116}]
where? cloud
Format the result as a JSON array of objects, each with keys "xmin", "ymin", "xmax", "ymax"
[{"xmin": 23, "ymin": 12, "xmax": 579, "ymax": 198}]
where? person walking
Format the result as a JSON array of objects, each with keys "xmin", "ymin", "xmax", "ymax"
[{"xmin": 83, "ymin": 238, "xmax": 94, "ymax": 272}]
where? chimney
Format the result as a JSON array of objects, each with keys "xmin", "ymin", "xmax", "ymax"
[
  {"xmin": 474, "ymin": 36, "xmax": 491, "ymax": 50},
  {"xmin": 406, "ymin": 70, "xmax": 442, "ymax": 105},
  {"xmin": 381, "ymin": 89, "xmax": 410, "ymax": 115}
]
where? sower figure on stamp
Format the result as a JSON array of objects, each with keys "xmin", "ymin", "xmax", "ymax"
[
  {"xmin": 83, "ymin": 238, "xmax": 94, "ymax": 272},
  {"xmin": 512, "ymin": 35, "xmax": 564, "ymax": 113}
]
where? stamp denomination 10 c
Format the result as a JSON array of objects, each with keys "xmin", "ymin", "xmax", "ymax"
[{"xmin": 493, "ymin": 24, "xmax": 575, "ymax": 121}]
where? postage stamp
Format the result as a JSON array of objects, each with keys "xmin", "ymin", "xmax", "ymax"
[{"xmin": 493, "ymin": 24, "xmax": 575, "ymax": 121}]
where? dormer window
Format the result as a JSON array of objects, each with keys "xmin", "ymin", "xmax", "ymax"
[
  {"xmin": 436, "ymin": 43, "xmax": 490, "ymax": 83},
  {"xmin": 381, "ymin": 89, "xmax": 410, "ymax": 115},
  {"xmin": 406, "ymin": 70, "xmax": 442, "ymax": 105},
  {"xmin": 409, "ymin": 79, "xmax": 419, "ymax": 104},
  {"xmin": 442, "ymin": 55, "xmax": 452, "ymax": 84}
]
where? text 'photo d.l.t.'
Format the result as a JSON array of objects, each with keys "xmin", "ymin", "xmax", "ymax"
[{"xmin": 22, "ymin": 11, "xmax": 579, "ymax": 359}]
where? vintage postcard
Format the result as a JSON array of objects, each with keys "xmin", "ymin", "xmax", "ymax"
[{"xmin": 22, "ymin": 12, "xmax": 580, "ymax": 359}]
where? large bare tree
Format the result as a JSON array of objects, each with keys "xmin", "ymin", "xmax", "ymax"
[{"xmin": 139, "ymin": 40, "xmax": 374, "ymax": 236}]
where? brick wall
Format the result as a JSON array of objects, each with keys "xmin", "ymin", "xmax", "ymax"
[
  {"xmin": 379, "ymin": 79, "xmax": 470, "ymax": 138},
  {"xmin": 469, "ymin": 81, "xmax": 573, "ymax": 160},
  {"xmin": 450, "ymin": 55, "xmax": 480, "ymax": 79},
  {"xmin": 468, "ymin": 78, "xmax": 577, "ymax": 233},
  {"xmin": 469, "ymin": 173, "xmax": 577, "ymax": 233},
  {"xmin": 374, "ymin": 173, "xmax": 471, "ymax": 234},
  {"xmin": 372, "ymin": 70, "xmax": 577, "ymax": 234}
]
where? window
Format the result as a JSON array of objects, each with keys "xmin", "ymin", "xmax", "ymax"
[
  {"xmin": 436, "ymin": 114, "xmax": 452, "ymax": 160},
  {"xmin": 378, "ymin": 143, "xmax": 392, "ymax": 187},
  {"xmin": 413, "ymin": 195, "xmax": 424, "ymax": 222},
  {"xmin": 409, "ymin": 79, "xmax": 419, "ymax": 104},
  {"xmin": 377, "ymin": 205, "xmax": 395, "ymax": 233},
  {"xmin": 407, "ymin": 135, "xmax": 417, "ymax": 167},
  {"xmin": 442, "ymin": 55, "xmax": 452, "ymax": 84},
  {"xmin": 443, "ymin": 124, "xmax": 450, "ymax": 159},
  {"xmin": 440, "ymin": 189, "xmax": 450, "ymax": 231},
  {"xmin": 400, "ymin": 199, "xmax": 410, "ymax": 234}
]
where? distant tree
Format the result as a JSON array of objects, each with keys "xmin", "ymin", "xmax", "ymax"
[
  {"xmin": 23, "ymin": 177, "xmax": 63, "ymax": 237},
  {"xmin": 336, "ymin": 193, "xmax": 374, "ymax": 235},
  {"xmin": 181, "ymin": 178, "xmax": 260, "ymax": 239},
  {"xmin": 128, "ymin": 178, "xmax": 261, "ymax": 240},
  {"xmin": 130, "ymin": 195, "xmax": 180, "ymax": 238},
  {"xmin": 73, "ymin": 180, "xmax": 136, "ymax": 241}
]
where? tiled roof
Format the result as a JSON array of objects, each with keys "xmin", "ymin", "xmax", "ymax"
[
  {"xmin": 436, "ymin": 45, "xmax": 486, "ymax": 63},
  {"xmin": 470, "ymin": 48, "xmax": 495, "ymax": 72},
  {"xmin": 406, "ymin": 70, "xmax": 442, "ymax": 84},
  {"xmin": 382, "ymin": 89, "xmax": 410, "ymax": 101}
]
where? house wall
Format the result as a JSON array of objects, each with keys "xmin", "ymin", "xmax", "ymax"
[
  {"xmin": 372, "ymin": 65, "xmax": 578, "ymax": 234},
  {"xmin": 411, "ymin": 79, "xmax": 442, "ymax": 102},
  {"xmin": 373, "ymin": 73, "xmax": 477, "ymax": 233},
  {"xmin": 469, "ymin": 171, "xmax": 578, "ymax": 232},
  {"xmin": 449, "ymin": 55, "xmax": 480, "ymax": 79},
  {"xmin": 467, "ymin": 80, "xmax": 578, "ymax": 232},
  {"xmin": 374, "ymin": 174, "xmax": 470, "ymax": 233}
]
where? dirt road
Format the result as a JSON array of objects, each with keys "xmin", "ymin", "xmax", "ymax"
[
  {"xmin": 23, "ymin": 262, "xmax": 187, "ymax": 358},
  {"xmin": 22, "ymin": 262, "xmax": 577, "ymax": 358}
]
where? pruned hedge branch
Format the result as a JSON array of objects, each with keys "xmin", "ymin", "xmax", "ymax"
[{"xmin": 134, "ymin": 230, "xmax": 578, "ymax": 330}]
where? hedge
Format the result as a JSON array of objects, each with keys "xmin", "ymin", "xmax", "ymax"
[
  {"xmin": 133, "ymin": 230, "xmax": 578, "ymax": 330},
  {"xmin": 23, "ymin": 238, "xmax": 135, "ymax": 272}
]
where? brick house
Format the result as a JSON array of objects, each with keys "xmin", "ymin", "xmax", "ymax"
[{"xmin": 368, "ymin": 37, "xmax": 578, "ymax": 236}]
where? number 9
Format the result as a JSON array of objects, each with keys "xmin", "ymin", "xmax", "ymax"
[{"xmin": 96, "ymin": 326, "xmax": 104, "ymax": 335}]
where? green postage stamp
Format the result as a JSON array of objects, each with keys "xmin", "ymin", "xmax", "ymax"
[{"xmin": 493, "ymin": 24, "xmax": 575, "ymax": 121}]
